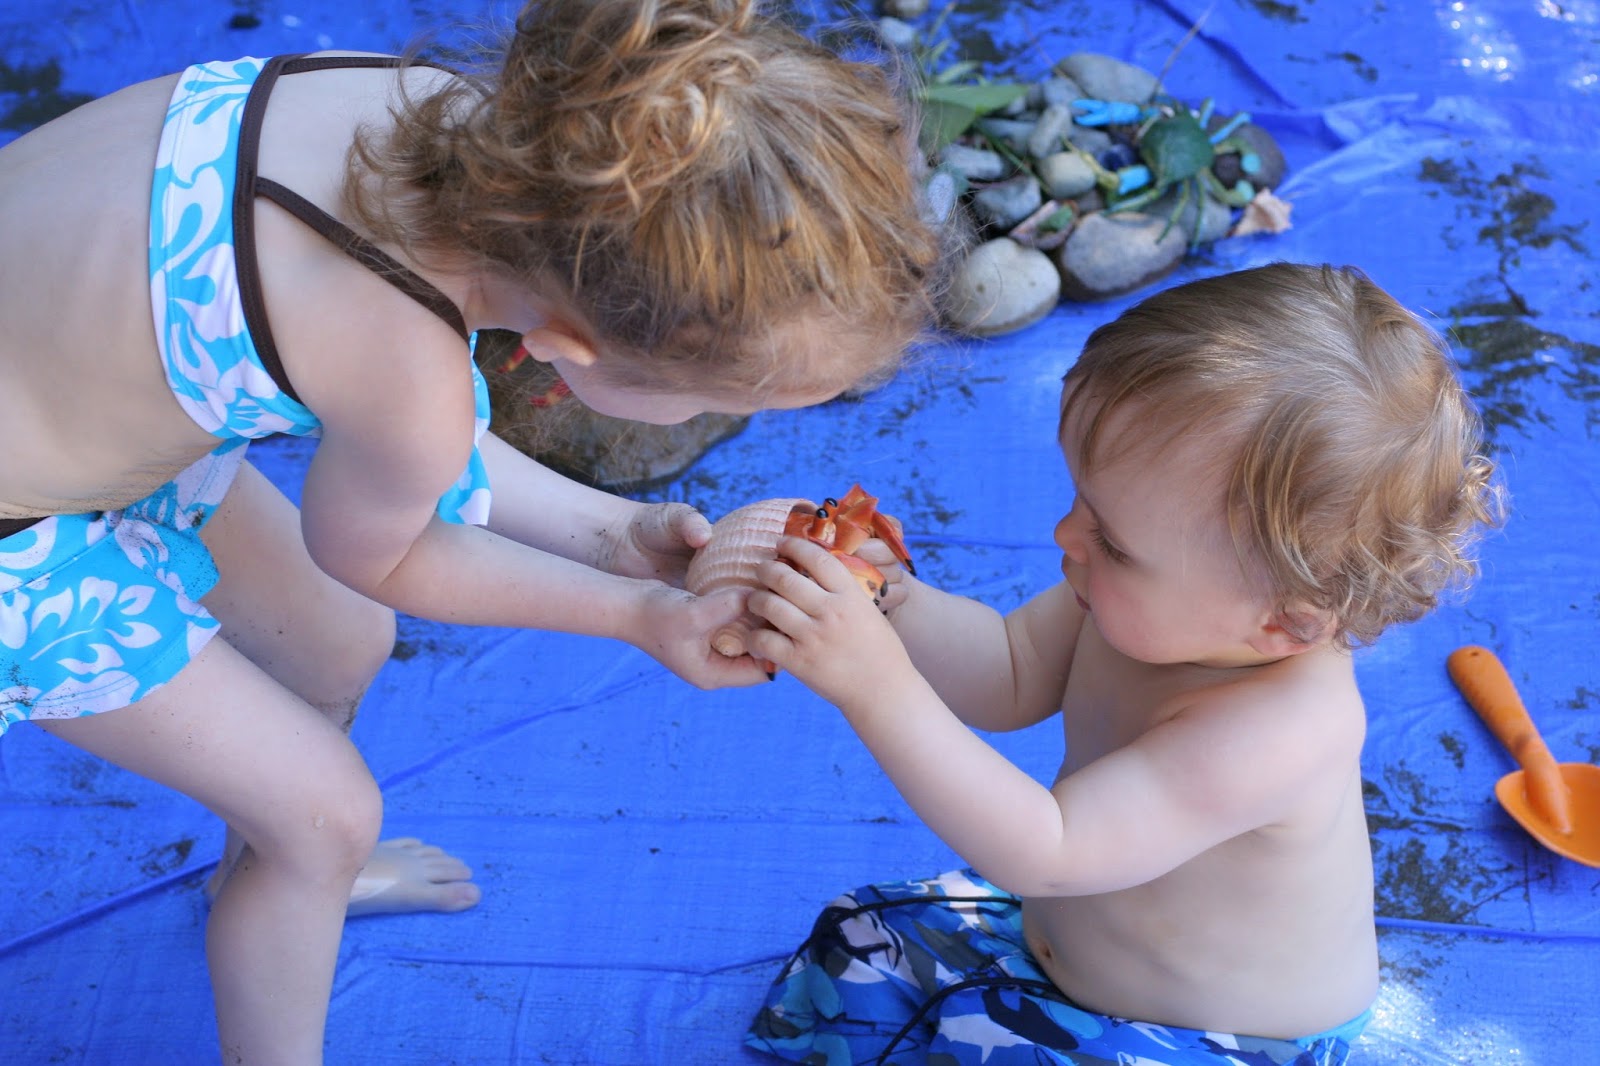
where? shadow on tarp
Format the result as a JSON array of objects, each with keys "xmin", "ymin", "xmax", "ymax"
[{"xmin": 1, "ymin": 0, "xmax": 1597, "ymax": 1062}]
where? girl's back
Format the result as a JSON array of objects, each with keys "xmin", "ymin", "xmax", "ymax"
[
  {"xmin": 0, "ymin": 61, "xmax": 452, "ymax": 516},
  {"xmin": 0, "ymin": 74, "xmax": 199, "ymax": 514}
]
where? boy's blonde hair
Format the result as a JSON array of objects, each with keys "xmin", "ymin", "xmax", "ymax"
[
  {"xmin": 347, "ymin": 0, "xmax": 949, "ymax": 393},
  {"xmin": 1062, "ymin": 262, "xmax": 1502, "ymax": 648}
]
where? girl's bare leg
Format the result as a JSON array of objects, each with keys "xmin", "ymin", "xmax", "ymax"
[
  {"xmin": 38, "ymin": 639, "xmax": 379, "ymax": 1066},
  {"xmin": 200, "ymin": 461, "xmax": 478, "ymax": 915}
]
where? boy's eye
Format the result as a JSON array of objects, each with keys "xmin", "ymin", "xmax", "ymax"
[{"xmin": 1090, "ymin": 525, "xmax": 1129, "ymax": 564}]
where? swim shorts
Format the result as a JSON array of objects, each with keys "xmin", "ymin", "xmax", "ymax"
[
  {"xmin": 747, "ymin": 869, "xmax": 1370, "ymax": 1066},
  {"xmin": 0, "ymin": 440, "xmax": 246, "ymax": 732}
]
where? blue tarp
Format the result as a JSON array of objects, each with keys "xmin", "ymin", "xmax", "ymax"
[{"xmin": 2, "ymin": 1, "xmax": 1596, "ymax": 1063}]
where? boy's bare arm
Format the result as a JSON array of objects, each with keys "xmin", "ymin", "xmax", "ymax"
[
  {"xmin": 848, "ymin": 671, "xmax": 1353, "ymax": 897},
  {"xmin": 749, "ymin": 544, "xmax": 1353, "ymax": 895},
  {"xmin": 881, "ymin": 577, "xmax": 1083, "ymax": 733}
]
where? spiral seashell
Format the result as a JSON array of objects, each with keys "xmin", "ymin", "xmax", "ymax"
[{"xmin": 686, "ymin": 496, "xmax": 814, "ymax": 657}]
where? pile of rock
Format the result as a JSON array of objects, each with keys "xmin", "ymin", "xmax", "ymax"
[
  {"xmin": 476, "ymin": 329, "xmax": 749, "ymax": 491},
  {"xmin": 879, "ymin": 6, "xmax": 1290, "ymax": 336}
]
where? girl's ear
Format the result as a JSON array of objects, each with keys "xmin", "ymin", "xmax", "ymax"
[
  {"xmin": 520, "ymin": 320, "xmax": 598, "ymax": 367},
  {"xmin": 1248, "ymin": 607, "xmax": 1335, "ymax": 658}
]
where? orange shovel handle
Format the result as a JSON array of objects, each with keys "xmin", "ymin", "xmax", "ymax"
[{"xmin": 1447, "ymin": 645, "xmax": 1573, "ymax": 834}]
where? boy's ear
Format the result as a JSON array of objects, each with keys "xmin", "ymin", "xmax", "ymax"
[
  {"xmin": 520, "ymin": 320, "xmax": 598, "ymax": 367},
  {"xmin": 1248, "ymin": 606, "xmax": 1334, "ymax": 658}
]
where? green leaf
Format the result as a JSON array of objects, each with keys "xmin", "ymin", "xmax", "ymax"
[
  {"xmin": 1039, "ymin": 205, "xmax": 1077, "ymax": 232},
  {"xmin": 920, "ymin": 98, "xmax": 979, "ymax": 153},
  {"xmin": 922, "ymin": 82, "xmax": 1030, "ymax": 115},
  {"xmin": 932, "ymin": 59, "xmax": 981, "ymax": 84},
  {"xmin": 919, "ymin": 82, "xmax": 1030, "ymax": 151}
]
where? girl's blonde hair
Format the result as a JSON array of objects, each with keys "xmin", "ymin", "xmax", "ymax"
[
  {"xmin": 347, "ymin": 0, "xmax": 949, "ymax": 393},
  {"xmin": 1062, "ymin": 262, "xmax": 1503, "ymax": 648}
]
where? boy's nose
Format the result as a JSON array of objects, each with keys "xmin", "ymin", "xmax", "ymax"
[{"xmin": 1054, "ymin": 511, "xmax": 1088, "ymax": 564}]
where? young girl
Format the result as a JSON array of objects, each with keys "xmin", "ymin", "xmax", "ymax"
[
  {"xmin": 0, "ymin": 1, "xmax": 945, "ymax": 1061},
  {"xmin": 741, "ymin": 264, "xmax": 1500, "ymax": 1065}
]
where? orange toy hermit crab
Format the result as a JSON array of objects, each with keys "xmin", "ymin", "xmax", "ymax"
[{"xmin": 685, "ymin": 485, "xmax": 915, "ymax": 660}]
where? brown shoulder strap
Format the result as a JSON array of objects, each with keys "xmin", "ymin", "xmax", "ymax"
[
  {"xmin": 0, "ymin": 517, "xmax": 43, "ymax": 539},
  {"xmin": 254, "ymin": 177, "xmax": 468, "ymax": 340},
  {"xmin": 232, "ymin": 54, "xmax": 469, "ymax": 404}
]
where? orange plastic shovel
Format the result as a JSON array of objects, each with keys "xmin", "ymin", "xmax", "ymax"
[{"xmin": 1447, "ymin": 645, "xmax": 1600, "ymax": 867}]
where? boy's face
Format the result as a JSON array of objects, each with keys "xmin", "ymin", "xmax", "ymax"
[{"xmin": 1055, "ymin": 398, "xmax": 1284, "ymax": 668}]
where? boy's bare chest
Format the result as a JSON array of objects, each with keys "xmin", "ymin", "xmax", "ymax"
[{"xmin": 1056, "ymin": 623, "xmax": 1223, "ymax": 770}]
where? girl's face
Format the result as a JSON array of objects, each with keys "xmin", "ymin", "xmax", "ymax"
[
  {"xmin": 549, "ymin": 355, "xmax": 842, "ymax": 425},
  {"xmin": 1055, "ymin": 400, "xmax": 1286, "ymax": 668},
  {"xmin": 522, "ymin": 312, "xmax": 877, "ymax": 426}
]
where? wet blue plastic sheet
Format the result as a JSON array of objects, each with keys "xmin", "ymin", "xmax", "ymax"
[{"xmin": 2, "ymin": 1, "xmax": 1597, "ymax": 1063}]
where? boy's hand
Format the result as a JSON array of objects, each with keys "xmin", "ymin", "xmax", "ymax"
[
  {"xmin": 851, "ymin": 538, "xmax": 913, "ymax": 615},
  {"xmin": 746, "ymin": 537, "xmax": 914, "ymax": 707},
  {"xmin": 632, "ymin": 583, "xmax": 773, "ymax": 689},
  {"xmin": 595, "ymin": 502, "xmax": 713, "ymax": 587}
]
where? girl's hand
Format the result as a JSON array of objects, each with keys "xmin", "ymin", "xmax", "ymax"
[
  {"xmin": 745, "ymin": 537, "xmax": 914, "ymax": 708},
  {"xmin": 633, "ymin": 582, "xmax": 773, "ymax": 689},
  {"xmin": 596, "ymin": 502, "xmax": 713, "ymax": 587}
]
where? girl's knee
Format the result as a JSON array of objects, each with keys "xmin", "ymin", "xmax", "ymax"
[
  {"xmin": 255, "ymin": 765, "xmax": 384, "ymax": 879},
  {"xmin": 318, "ymin": 771, "xmax": 385, "ymax": 861}
]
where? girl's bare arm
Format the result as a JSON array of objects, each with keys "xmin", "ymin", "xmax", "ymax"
[{"xmin": 290, "ymin": 327, "xmax": 764, "ymax": 688}]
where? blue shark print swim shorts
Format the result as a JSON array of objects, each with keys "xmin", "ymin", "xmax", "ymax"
[{"xmin": 747, "ymin": 869, "xmax": 1370, "ymax": 1066}]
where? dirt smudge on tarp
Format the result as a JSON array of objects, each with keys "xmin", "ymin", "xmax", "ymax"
[
  {"xmin": 1420, "ymin": 157, "xmax": 1598, "ymax": 441},
  {"xmin": 0, "ymin": 58, "xmax": 93, "ymax": 132}
]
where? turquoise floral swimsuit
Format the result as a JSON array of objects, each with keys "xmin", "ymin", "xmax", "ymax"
[{"xmin": 1, "ymin": 55, "xmax": 490, "ymax": 730}]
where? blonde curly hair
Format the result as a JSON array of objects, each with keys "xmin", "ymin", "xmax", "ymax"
[
  {"xmin": 1061, "ymin": 262, "xmax": 1504, "ymax": 648},
  {"xmin": 346, "ymin": 0, "xmax": 949, "ymax": 394}
]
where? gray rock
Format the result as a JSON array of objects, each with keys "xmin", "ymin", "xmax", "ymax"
[
  {"xmin": 1026, "ymin": 102, "xmax": 1076, "ymax": 160},
  {"xmin": 480, "ymin": 329, "xmax": 749, "ymax": 490},
  {"xmin": 1209, "ymin": 121, "xmax": 1287, "ymax": 191},
  {"xmin": 1008, "ymin": 199, "xmax": 1076, "ymax": 252},
  {"xmin": 880, "ymin": 0, "xmax": 929, "ymax": 18},
  {"xmin": 1065, "ymin": 126, "xmax": 1112, "ymax": 155},
  {"xmin": 1037, "ymin": 151, "xmax": 1099, "ymax": 200},
  {"xmin": 1035, "ymin": 75, "xmax": 1085, "ymax": 109},
  {"xmin": 974, "ymin": 116, "xmax": 1035, "ymax": 155},
  {"xmin": 937, "ymin": 142, "xmax": 1008, "ymax": 182},
  {"xmin": 1055, "ymin": 52, "xmax": 1158, "ymax": 105},
  {"xmin": 971, "ymin": 173, "xmax": 1043, "ymax": 231},
  {"xmin": 945, "ymin": 237, "xmax": 1062, "ymax": 337},
  {"xmin": 1145, "ymin": 186, "xmax": 1235, "ymax": 245},
  {"xmin": 874, "ymin": 16, "xmax": 917, "ymax": 52},
  {"xmin": 1073, "ymin": 187, "xmax": 1106, "ymax": 215},
  {"xmin": 1055, "ymin": 211, "xmax": 1188, "ymax": 301},
  {"xmin": 920, "ymin": 168, "xmax": 962, "ymax": 225},
  {"xmin": 1001, "ymin": 91, "xmax": 1031, "ymax": 117}
]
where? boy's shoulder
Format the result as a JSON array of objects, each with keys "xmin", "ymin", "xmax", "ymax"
[{"xmin": 1171, "ymin": 647, "xmax": 1364, "ymax": 758}]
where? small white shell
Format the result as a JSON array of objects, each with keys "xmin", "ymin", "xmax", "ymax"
[
  {"xmin": 1228, "ymin": 188, "xmax": 1294, "ymax": 238},
  {"xmin": 686, "ymin": 497, "xmax": 813, "ymax": 656}
]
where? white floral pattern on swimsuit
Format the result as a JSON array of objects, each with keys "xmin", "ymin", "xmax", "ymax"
[
  {"xmin": 147, "ymin": 57, "xmax": 492, "ymax": 525},
  {"xmin": 0, "ymin": 440, "xmax": 247, "ymax": 728}
]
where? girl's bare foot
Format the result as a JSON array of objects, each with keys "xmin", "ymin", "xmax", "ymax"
[{"xmin": 206, "ymin": 837, "xmax": 480, "ymax": 916}]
